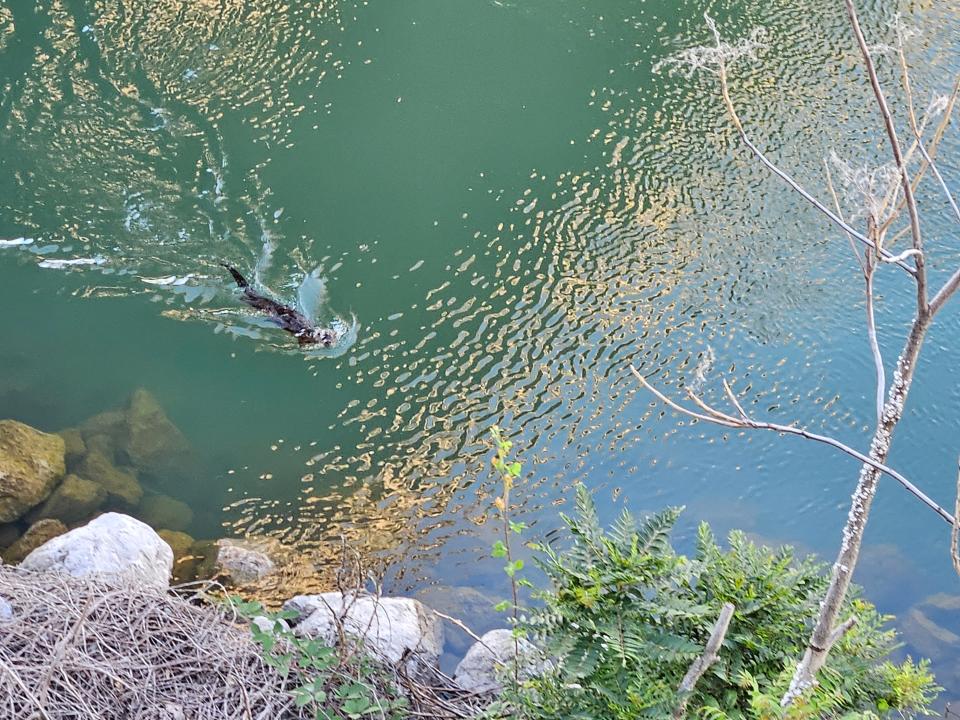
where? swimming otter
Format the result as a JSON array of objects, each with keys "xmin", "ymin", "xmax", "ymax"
[{"xmin": 220, "ymin": 263, "xmax": 337, "ymax": 347}]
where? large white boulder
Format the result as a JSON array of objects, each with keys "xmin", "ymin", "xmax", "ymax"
[
  {"xmin": 20, "ymin": 512, "xmax": 173, "ymax": 588},
  {"xmin": 454, "ymin": 628, "xmax": 549, "ymax": 694},
  {"xmin": 285, "ymin": 592, "xmax": 444, "ymax": 678}
]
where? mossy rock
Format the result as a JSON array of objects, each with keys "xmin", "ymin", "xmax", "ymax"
[
  {"xmin": 139, "ymin": 493, "xmax": 194, "ymax": 532},
  {"xmin": 57, "ymin": 429, "xmax": 86, "ymax": 466},
  {"xmin": 177, "ymin": 539, "xmax": 219, "ymax": 582},
  {"xmin": 0, "ymin": 420, "xmax": 66, "ymax": 522},
  {"xmin": 121, "ymin": 389, "xmax": 191, "ymax": 480},
  {"xmin": 27, "ymin": 474, "xmax": 106, "ymax": 526},
  {"xmin": 158, "ymin": 529, "xmax": 195, "ymax": 560},
  {"xmin": 158, "ymin": 529, "xmax": 197, "ymax": 582},
  {"xmin": 3, "ymin": 518, "xmax": 67, "ymax": 564},
  {"xmin": 76, "ymin": 450, "xmax": 143, "ymax": 509}
]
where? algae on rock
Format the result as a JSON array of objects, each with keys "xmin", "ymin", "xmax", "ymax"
[{"xmin": 0, "ymin": 420, "xmax": 66, "ymax": 522}]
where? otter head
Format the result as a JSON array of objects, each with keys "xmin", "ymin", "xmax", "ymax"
[{"xmin": 299, "ymin": 327, "xmax": 338, "ymax": 348}]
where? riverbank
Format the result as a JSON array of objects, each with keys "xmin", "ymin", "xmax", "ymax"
[{"xmin": 0, "ymin": 511, "xmax": 522, "ymax": 719}]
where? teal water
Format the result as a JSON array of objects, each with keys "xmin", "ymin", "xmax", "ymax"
[{"xmin": 3, "ymin": 0, "xmax": 960, "ymax": 696}]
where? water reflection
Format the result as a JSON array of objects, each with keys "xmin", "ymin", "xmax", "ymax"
[{"xmin": 2, "ymin": 0, "xmax": 960, "ymax": 700}]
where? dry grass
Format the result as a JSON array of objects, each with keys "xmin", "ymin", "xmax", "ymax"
[{"xmin": 0, "ymin": 565, "xmax": 487, "ymax": 720}]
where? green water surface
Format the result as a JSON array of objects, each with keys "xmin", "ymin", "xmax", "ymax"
[{"xmin": 2, "ymin": 0, "xmax": 960, "ymax": 695}]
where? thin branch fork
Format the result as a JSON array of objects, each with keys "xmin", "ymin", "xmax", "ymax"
[
  {"xmin": 673, "ymin": 603, "xmax": 735, "ymax": 719},
  {"xmin": 844, "ymin": 0, "xmax": 928, "ymax": 314},
  {"xmin": 629, "ymin": 365, "xmax": 956, "ymax": 526},
  {"xmin": 706, "ymin": 25, "xmax": 918, "ymax": 277}
]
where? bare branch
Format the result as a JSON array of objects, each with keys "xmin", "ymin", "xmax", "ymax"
[
  {"xmin": 722, "ymin": 379, "xmax": 749, "ymax": 422},
  {"xmin": 708, "ymin": 20, "xmax": 917, "ymax": 276},
  {"xmin": 845, "ymin": 0, "xmax": 928, "ymax": 313},
  {"xmin": 912, "ymin": 130, "xmax": 960, "ymax": 227},
  {"xmin": 824, "ymin": 158, "xmax": 865, "ymax": 274},
  {"xmin": 882, "ymin": 76, "xmax": 960, "ymax": 242},
  {"xmin": 864, "ymin": 270, "xmax": 885, "ymax": 427},
  {"xmin": 952, "ymin": 457, "xmax": 960, "ymax": 579},
  {"xmin": 630, "ymin": 365, "xmax": 955, "ymax": 526},
  {"xmin": 673, "ymin": 603, "xmax": 735, "ymax": 719}
]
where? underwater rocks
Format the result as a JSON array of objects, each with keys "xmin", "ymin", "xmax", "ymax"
[
  {"xmin": 75, "ymin": 388, "xmax": 194, "ymax": 485},
  {"xmin": 28, "ymin": 474, "xmax": 106, "ymax": 526},
  {"xmin": 0, "ymin": 420, "xmax": 66, "ymax": 522},
  {"xmin": 56, "ymin": 428, "xmax": 86, "ymax": 465},
  {"xmin": 77, "ymin": 450, "xmax": 143, "ymax": 509},
  {"xmin": 20, "ymin": 512, "xmax": 173, "ymax": 588},
  {"xmin": 157, "ymin": 530, "xmax": 195, "ymax": 563},
  {"xmin": 139, "ymin": 494, "xmax": 194, "ymax": 533},
  {"xmin": 2, "ymin": 519, "xmax": 67, "ymax": 564},
  {"xmin": 123, "ymin": 389, "xmax": 192, "ymax": 480},
  {"xmin": 284, "ymin": 592, "xmax": 444, "ymax": 680},
  {"xmin": 415, "ymin": 584, "xmax": 503, "ymax": 659}
]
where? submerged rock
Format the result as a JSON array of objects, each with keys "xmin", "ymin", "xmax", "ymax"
[
  {"xmin": 0, "ymin": 523, "xmax": 21, "ymax": 550},
  {"xmin": 415, "ymin": 584, "xmax": 503, "ymax": 658},
  {"xmin": 902, "ymin": 592, "xmax": 960, "ymax": 660},
  {"xmin": 216, "ymin": 539, "xmax": 276, "ymax": 584},
  {"xmin": 20, "ymin": 512, "xmax": 173, "ymax": 588},
  {"xmin": 157, "ymin": 529, "xmax": 196, "ymax": 582},
  {"xmin": 84, "ymin": 434, "xmax": 117, "ymax": 461},
  {"xmin": 453, "ymin": 629, "xmax": 549, "ymax": 694},
  {"xmin": 79, "ymin": 410, "xmax": 125, "ymax": 447},
  {"xmin": 122, "ymin": 389, "xmax": 191, "ymax": 480},
  {"xmin": 3, "ymin": 518, "xmax": 68, "ymax": 564},
  {"xmin": 0, "ymin": 420, "xmax": 66, "ymax": 522},
  {"xmin": 285, "ymin": 592, "xmax": 443, "ymax": 679},
  {"xmin": 28, "ymin": 473, "xmax": 106, "ymax": 525},
  {"xmin": 77, "ymin": 451, "xmax": 142, "ymax": 509},
  {"xmin": 57, "ymin": 429, "xmax": 87, "ymax": 465},
  {"xmin": 139, "ymin": 494, "xmax": 194, "ymax": 533},
  {"xmin": 158, "ymin": 529, "xmax": 195, "ymax": 561}
]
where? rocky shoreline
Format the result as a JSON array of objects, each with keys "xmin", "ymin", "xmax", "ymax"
[
  {"xmin": 0, "ymin": 395, "xmax": 538, "ymax": 705},
  {"xmin": 0, "ymin": 509, "xmax": 536, "ymax": 701}
]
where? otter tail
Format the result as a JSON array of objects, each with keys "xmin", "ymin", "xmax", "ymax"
[{"xmin": 220, "ymin": 262, "xmax": 249, "ymax": 288}]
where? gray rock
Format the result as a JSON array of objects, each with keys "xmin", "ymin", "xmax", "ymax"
[
  {"xmin": 0, "ymin": 420, "xmax": 66, "ymax": 522},
  {"xmin": 0, "ymin": 596, "xmax": 12, "ymax": 621},
  {"xmin": 20, "ymin": 512, "xmax": 173, "ymax": 588},
  {"xmin": 454, "ymin": 629, "xmax": 549, "ymax": 694},
  {"xmin": 285, "ymin": 592, "xmax": 444, "ymax": 678},
  {"xmin": 216, "ymin": 539, "xmax": 276, "ymax": 584}
]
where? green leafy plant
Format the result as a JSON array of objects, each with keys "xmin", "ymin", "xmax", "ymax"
[
  {"xmin": 490, "ymin": 426, "xmax": 534, "ymax": 678},
  {"xmin": 503, "ymin": 485, "xmax": 939, "ymax": 720},
  {"xmin": 231, "ymin": 598, "xmax": 409, "ymax": 720}
]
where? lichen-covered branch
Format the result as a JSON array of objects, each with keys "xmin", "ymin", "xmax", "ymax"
[{"xmin": 673, "ymin": 602, "xmax": 735, "ymax": 719}]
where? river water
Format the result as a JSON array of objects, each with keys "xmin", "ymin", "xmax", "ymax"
[{"xmin": 2, "ymin": 0, "xmax": 960, "ymax": 697}]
